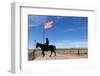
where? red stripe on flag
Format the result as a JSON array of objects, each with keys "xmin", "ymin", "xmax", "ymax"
[{"xmin": 44, "ymin": 21, "xmax": 54, "ymax": 29}]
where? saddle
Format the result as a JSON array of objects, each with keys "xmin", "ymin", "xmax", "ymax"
[{"xmin": 45, "ymin": 45, "xmax": 49, "ymax": 51}]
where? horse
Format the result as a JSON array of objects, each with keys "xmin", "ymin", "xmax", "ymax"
[{"xmin": 36, "ymin": 43, "xmax": 56, "ymax": 57}]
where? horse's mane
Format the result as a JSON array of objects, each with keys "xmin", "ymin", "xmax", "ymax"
[
  {"xmin": 37, "ymin": 43, "xmax": 44, "ymax": 45},
  {"xmin": 37, "ymin": 43, "xmax": 45, "ymax": 47}
]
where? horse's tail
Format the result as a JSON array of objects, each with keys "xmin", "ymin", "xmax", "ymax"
[{"xmin": 54, "ymin": 46, "xmax": 56, "ymax": 50}]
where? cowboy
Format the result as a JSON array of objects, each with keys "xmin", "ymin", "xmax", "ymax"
[{"xmin": 45, "ymin": 38, "xmax": 49, "ymax": 46}]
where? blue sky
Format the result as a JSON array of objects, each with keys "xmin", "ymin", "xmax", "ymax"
[{"xmin": 28, "ymin": 15, "xmax": 88, "ymax": 49}]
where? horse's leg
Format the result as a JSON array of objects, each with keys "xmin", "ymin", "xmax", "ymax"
[
  {"xmin": 53, "ymin": 50, "xmax": 56, "ymax": 56},
  {"xmin": 41, "ymin": 51, "xmax": 44, "ymax": 57},
  {"xmin": 42, "ymin": 53, "xmax": 45, "ymax": 57},
  {"xmin": 50, "ymin": 50, "xmax": 52, "ymax": 57},
  {"xmin": 42, "ymin": 51, "xmax": 45, "ymax": 57}
]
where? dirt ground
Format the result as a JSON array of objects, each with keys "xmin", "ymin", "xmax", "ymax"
[{"xmin": 28, "ymin": 49, "xmax": 88, "ymax": 61}]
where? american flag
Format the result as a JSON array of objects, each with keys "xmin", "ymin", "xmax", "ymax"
[{"xmin": 44, "ymin": 21, "xmax": 54, "ymax": 29}]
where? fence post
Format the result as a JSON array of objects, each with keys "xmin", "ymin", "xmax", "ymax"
[{"xmin": 78, "ymin": 48, "xmax": 80, "ymax": 55}]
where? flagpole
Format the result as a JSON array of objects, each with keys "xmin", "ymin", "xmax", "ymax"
[
  {"xmin": 43, "ymin": 27, "xmax": 45, "ymax": 44},
  {"xmin": 43, "ymin": 21, "xmax": 53, "ymax": 44}
]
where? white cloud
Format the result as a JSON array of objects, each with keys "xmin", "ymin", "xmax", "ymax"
[
  {"xmin": 29, "ymin": 24, "xmax": 40, "ymax": 27},
  {"xmin": 69, "ymin": 41, "xmax": 87, "ymax": 45},
  {"xmin": 62, "ymin": 26, "xmax": 87, "ymax": 32},
  {"xmin": 54, "ymin": 16, "xmax": 64, "ymax": 20},
  {"xmin": 51, "ymin": 41, "xmax": 88, "ymax": 48}
]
